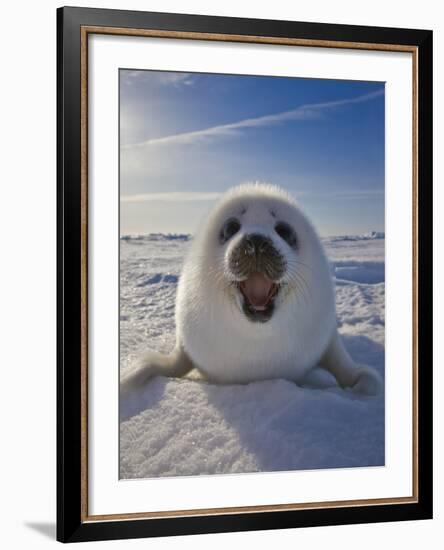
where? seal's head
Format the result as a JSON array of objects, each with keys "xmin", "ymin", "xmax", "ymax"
[
  {"xmin": 202, "ymin": 183, "xmax": 330, "ymax": 324},
  {"xmin": 219, "ymin": 203, "xmax": 295, "ymax": 323}
]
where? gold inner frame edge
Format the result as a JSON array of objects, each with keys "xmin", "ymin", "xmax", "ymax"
[{"xmin": 79, "ymin": 25, "xmax": 419, "ymax": 523}]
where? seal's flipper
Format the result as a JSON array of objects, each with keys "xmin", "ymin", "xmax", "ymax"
[
  {"xmin": 120, "ymin": 345, "xmax": 193, "ymax": 397},
  {"xmin": 319, "ymin": 331, "xmax": 382, "ymax": 396}
]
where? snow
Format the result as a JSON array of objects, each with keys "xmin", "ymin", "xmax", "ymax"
[{"xmin": 120, "ymin": 234, "xmax": 385, "ymax": 479}]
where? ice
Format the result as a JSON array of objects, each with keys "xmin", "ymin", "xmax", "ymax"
[{"xmin": 119, "ymin": 234, "xmax": 385, "ymax": 479}]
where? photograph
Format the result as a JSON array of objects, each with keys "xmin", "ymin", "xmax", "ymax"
[
  {"xmin": 1, "ymin": 0, "xmax": 438, "ymax": 545},
  {"xmin": 55, "ymin": 6, "xmax": 433, "ymax": 542},
  {"xmin": 118, "ymin": 69, "xmax": 386, "ymax": 480}
]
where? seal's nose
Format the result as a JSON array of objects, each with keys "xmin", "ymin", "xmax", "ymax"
[
  {"xmin": 244, "ymin": 234, "xmax": 270, "ymax": 255},
  {"xmin": 230, "ymin": 233, "xmax": 286, "ymax": 281}
]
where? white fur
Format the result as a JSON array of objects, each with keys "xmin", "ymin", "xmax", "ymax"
[
  {"xmin": 122, "ymin": 183, "xmax": 382, "ymax": 395},
  {"xmin": 177, "ymin": 183, "xmax": 335, "ymax": 383}
]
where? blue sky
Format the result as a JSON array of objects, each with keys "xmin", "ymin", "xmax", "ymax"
[{"xmin": 120, "ymin": 70, "xmax": 384, "ymax": 236}]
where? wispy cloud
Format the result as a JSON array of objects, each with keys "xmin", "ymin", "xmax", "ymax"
[
  {"xmin": 121, "ymin": 191, "xmax": 223, "ymax": 203},
  {"xmin": 310, "ymin": 189, "xmax": 384, "ymax": 199},
  {"xmin": 123, "ymin": 89, "xmax": 384, "ymax": 150},
  {"xmin": 121, "ymin": 188, "xmax": 383, "ymax": 204},
  {"xmin": 122, "ymin": 70, "xmax": 195, "ymax": 88}
]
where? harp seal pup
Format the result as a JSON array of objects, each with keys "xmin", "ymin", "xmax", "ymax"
[{"xmin": 121, "ymin": 183, "xmax": 382, "ymax": 396}]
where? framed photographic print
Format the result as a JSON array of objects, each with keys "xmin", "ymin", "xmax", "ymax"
[{"xmin": 57, "ymin": 6, "xmax": 433, "ymax": 543}]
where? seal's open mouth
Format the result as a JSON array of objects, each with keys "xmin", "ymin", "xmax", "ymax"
[{"xmin": 238, "ymin": 272, "xmax": 279, "ymax": 322}]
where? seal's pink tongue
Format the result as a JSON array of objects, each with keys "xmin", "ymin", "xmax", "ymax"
[{"xmin": 240, "ymin": 272, "xmax": 274, "ymax": 308}]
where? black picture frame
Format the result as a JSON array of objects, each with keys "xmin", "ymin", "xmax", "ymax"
[{"xmin": 57, "ymin": 5, "xmax": 433, "ymax": 543}]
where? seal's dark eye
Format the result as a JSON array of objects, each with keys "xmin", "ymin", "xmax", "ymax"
[
  {"xmin": 275, "ymin": 222, "xmax": 297, "ymax": 248},
  {"xmin": 220, "ymin": 218, "xmax": 241, "ymax": 243}
]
